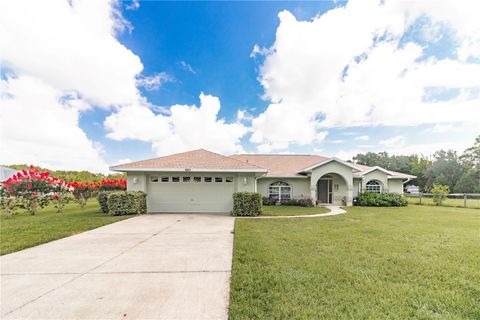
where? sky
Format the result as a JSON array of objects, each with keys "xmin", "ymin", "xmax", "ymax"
[{"xmin": 1, "ymin": 0, "xmax": 479, "ymax": 173}]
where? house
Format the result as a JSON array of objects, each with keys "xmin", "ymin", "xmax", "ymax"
[
  {"xmin": 111, "ymin": 149, "xmax": 415, "ymax": 213},
  {"xmin": 0, "ymin": 166, "xmax": 20, "ymax": 182}
]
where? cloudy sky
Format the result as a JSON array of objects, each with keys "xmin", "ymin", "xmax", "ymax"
[{"xmin": 1, "ymin": 0, "xmax": 479, "ymax": 172}]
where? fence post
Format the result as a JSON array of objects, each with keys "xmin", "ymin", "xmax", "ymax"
[
  {"xmin": 464, "ymin": 193, "xmax": 467, "ymax": 208},
  {"xmin": 419, "ymin": 192, "xmax": 422, "ymax": 205}
]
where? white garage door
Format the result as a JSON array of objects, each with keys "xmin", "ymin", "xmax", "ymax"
[{"xmin": 147, "ymin": 175, "xmax": 235, "ymax": 213}]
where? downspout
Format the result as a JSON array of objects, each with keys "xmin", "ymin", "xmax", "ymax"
[{"xmin": 254, "ymin": 172, "xmax": 268, "ymax": 193}]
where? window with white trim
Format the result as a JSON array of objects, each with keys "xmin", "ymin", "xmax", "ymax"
[
  {"xmin": 183, "ymin": 176, "xmax": 191, "ymax": 183},
  {"xmin": 215, "ymin": 177, "xmax": 223, "ymax": 183},
  {"xmin": 204, "ymin": 177, "xmax": 212, "ymax": 183},
  {"xmin": 225, "ymin": 177, "xmax": 233, "ymax": 183},
  {"xmin": 268, "ymin": 181, "xmax": 291, "ymax": 203},
  {"xmin": 150, "ymin": 176, "xmax": 159, "ymax": 182},
  {"xmin": 172, "ymin": 177, "xmax": 180, "ymax": 182},
  {"xmin": 161, "ymin": 177, "xmax": 169, "ymax": 183},
  {"xmin": 194, "ymin": 176, "xmax": 202, "ymax": 183},
  {"xmin": 365, "ymin": 180, "xmax": 381, "ymax": 193}
]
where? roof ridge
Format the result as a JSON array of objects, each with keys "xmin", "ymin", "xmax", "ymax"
[{"xmin": 232, "ymin": 154, "xmax": 327, "ymax": 157}]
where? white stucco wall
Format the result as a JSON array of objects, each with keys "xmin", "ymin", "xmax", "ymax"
[
  {"xmin": 388, "ymin": 179, "xmax": 404, "ymax": 194},
  {"xmin": 353, "ymin": 179, "xmax": 361, "ymax": 196},
  {"xmin": 235, "ymin": 173, "xmax": 256, "ymax": 192},
  {"xmin": 126, "ymin": 172, "xmax": 147, "ymax": 192},
  {"xmin": 257, "ymin": 178, "xmax": 310, "ymax": 199}
]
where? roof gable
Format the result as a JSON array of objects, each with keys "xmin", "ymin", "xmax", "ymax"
[
  {"xmin": 230, "ymin": 154, "xmax": 329, "ymax": 177},
  {"xmin": 111, "ymin": 149, "xmax": 266, "ymax": 172},
  {"xmin": 300, "ymin": 157, "xmax": 362, "ymax": 173}
]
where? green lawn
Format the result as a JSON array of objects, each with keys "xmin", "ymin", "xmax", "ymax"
[
  {"xmin": 406, "ymin": 196, "xmax": 480, "ymax": 209},
  {"xmin": 262, "ymin": 205, "xmax": 330, "ymax": 216},
  {"xmin": 1, "ymin": 201, "xmax": 132, "ymax": 255},
  {"xmin": 229, "ymin": 205, "xmax": 480, "ymax": 319}
]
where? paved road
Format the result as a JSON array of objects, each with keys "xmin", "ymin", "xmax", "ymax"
[{"xmin": 1, "ymin": 213, "xmax": 234, "ymax": 320}]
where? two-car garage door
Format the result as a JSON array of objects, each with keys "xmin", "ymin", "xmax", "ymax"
[{"xmin": 147, "ymin": 175, "xmax": 235, "ymax": 213}]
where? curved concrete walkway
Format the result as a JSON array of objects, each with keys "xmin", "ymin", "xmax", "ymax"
[{"xmin": 238, "ymin": 206, "xmax": 347, "ymax": 219}]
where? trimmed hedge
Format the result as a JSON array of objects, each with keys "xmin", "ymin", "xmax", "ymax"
[
  {"xmin": 232, "ymin": 192, "xmax": 262, "ymax": 216},
  {"xmin": 106, "ymin": 191, "xmax": 147, "ymax": 216},
  {"xmin": 357, "ymin": 192, "xmax": 408, "ymax": 207},
  {"xmin": 97, "ymin": 191, "xmax": 113, "ymax": 213}
]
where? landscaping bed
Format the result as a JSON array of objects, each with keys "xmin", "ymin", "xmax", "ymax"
[{"xmin": 229, "ymin": 206, "xmax": 480, "ymax": 319}]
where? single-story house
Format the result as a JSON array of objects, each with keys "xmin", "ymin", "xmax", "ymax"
[{"xmin": 111, "ymin": 149, "xmax": 415, "ymax": 213}]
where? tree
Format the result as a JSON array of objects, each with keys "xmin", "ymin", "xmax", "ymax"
[
  {"xmin": 431, "ymin": 184, "xmax": 450, "ymax": 206},
  {"xmin": 454, "ymin": 168, "xmax": 480, "ymax": 193},
  {"xmin": 459, "ymin": 135, "xmax": 480, "ymax": 169},
  {"xmin": 423, "ymin": 150, "xmax": 463, "ymax": 191}
]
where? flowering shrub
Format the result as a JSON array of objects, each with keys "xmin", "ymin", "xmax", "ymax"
[
  {"xmin": 1, "ymin": 165, "xmax": 127, "ymax": 215},
  {"xmin": 1, "ymin": 167, "xmax": 53, "ymax": 215},
  {"xmin": 51, "ymin": 179, "xmax": 72, "ymax": 213}
]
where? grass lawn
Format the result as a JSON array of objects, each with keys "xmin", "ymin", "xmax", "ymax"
[
  {"xmin": 229, "ymin": 205, "xmax": 480, "ymax": 319},
  {"xmin": 1, "ymin": 201, "xmax": 132, "ymax": 255},
  {"xmin": 262, "ymin": 205, "xmax": 330, "ymax": 216}
]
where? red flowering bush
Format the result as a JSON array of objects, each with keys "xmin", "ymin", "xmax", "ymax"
[
  {"xmin": 50, "ymin": 179, "xmax": 72, "ymax": 213},
  {"xmin": 1, "ymin": 166, "xmax": 127, "ymax": 215},
  {"xmin": 1, "ymin": 167, "xmax": 53, "ymax": 215}
]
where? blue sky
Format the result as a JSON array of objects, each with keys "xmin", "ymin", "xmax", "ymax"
[{"xmin": 1, "ymin": 0, "xmax": 479, "ymax": 172}]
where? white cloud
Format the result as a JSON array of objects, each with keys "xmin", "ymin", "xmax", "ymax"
[
  {"xmin": 0, "ymin": 0, "xmax": 144, "ymax": 172},
  {"xmin": 0, "ymin": 0, "xmax": 143, "ymax": 108},
  {"xmin": 250, "ymin": 0, "xmax": 480, "ymax": 151},
  {"xmin": 379, "ymin": 135, "xmax": 406, "ymax": 148},
  {"xmin": 112, "ymin": 158, "xmax": 132, "ymax": 166},
  {"xmin": 0, "ymin": 75, "xmax": 109, "ymax": 173},
  {"xmin": 105, "ymin": 93, "xmax": 248, "ymax": 155},
  {"xmin": 125, "ymin": 0, "xmax": 140, "ymax": 11},
  {"xmin": 329, "ymin": 140, "xmax": 345, "ymax": 144},
  {"xmin": 180, "ymin": 61, "xmax": 196, "ymax": 74},
  {"xmin": 424, "ymin": 124, "xmax": 453, "ymax": 133},
  {"xmin": 136, "ymin": 72, "xmax": 174, "ymax": 91},
  {"xmin": 355, "ymin": 135, "xmax": 369, "ymax": 141}
]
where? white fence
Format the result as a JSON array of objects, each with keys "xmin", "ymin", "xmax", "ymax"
[{"xmin": 405, "ymin": 193, "xmax": 480, "ymax": 209}]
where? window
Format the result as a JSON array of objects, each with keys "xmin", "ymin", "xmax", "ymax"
[
  {"xmin": 215, "ymin": 177, "xmax": 223, "ymax": 183},
  {"xmin": 161, "ymin": 177, "xmax": 169, "ymax": 183},
  {"xmin": 268, "ymin": 181, "xmax": 291, "ymax": 203},
  {"xmin": 194, "ymin": 176, "xmax": 202, "ymax": 183},
  {"xmin": 183, "ymin": 176, "xmax": 191, "ymax": 183},
  {"xmin": 365, "ymin": 180, "xmax": 381, "ymax": 193},
  {"xmin": 204, "ymin": 177, "xmax": 212, "ymax": 183},
  {"xmin": 172, "ymin": 177, "xmax": 180, "ymax": 182},
  {"xmin": 225, "ymin": 177, "xmax": 233, "ymax": 183},
  {"xmin": 150, "ymin": 176, "xmax": 159, "ymax": 182}
]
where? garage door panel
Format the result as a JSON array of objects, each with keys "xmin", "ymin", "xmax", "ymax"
[{"xmin": 147, "ymin": 180, "xmax": 235, "ymax": 213}]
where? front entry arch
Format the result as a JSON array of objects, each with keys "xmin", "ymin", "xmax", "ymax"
[{"xmin": 316, "ymin": 173, "xmax": 348, "ymax": 205}]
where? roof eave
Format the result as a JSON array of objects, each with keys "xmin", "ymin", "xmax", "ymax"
[{"xmin": 110, "ymin": 167, "xmax": 268, "ymax": 173}]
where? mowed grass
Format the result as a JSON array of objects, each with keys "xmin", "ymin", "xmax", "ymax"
[
  {"xmin": 1, "ymin": 201, "xmax": 132, "ymax": 255},
  {"xmin": 229, "ymin": 206, "xmax": 480, "ymax": 319},
  {"xmin": 262, "ymin": 205, "xmax": 330, "ymax": 216},
  {"xmin": 406, "ymin": 196, "xmax": 480, "ymax": 209}
]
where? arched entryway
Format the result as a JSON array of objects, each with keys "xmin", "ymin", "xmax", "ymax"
[{"xmin": 316, "ymin": 173, "xmax": 349, "ymax": 205}]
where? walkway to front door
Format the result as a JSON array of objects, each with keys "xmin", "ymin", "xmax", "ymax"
[{"xmin": 1, "ymin": 213, "xmax": 234, "ymax": 320}]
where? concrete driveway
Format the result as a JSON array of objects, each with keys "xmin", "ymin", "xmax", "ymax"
[{"xmin": 0, "ymin": 213, "xmax": 234, "ymax": 320}]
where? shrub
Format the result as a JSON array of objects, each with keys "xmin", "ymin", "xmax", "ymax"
[
  {"xmin": 282, "ymin": 197, "xmax": 314, "ymax": 207},
  {"xmin": 262, "ymin": 196, "xmax": 277, "ymax": 206},
  {"xmin": 232, "ymin": 192, "xmax": 262, "ymax": 216},
  {"xmin": 431, "ymin": 184, "xmax": 450, "ymax": 206},
  {"xmin": 106, "ymin": 191, "xmax": 147, "ymax": 216},
  {"xmin": 358, "ymin": 192, "xmax": 407, "ymax": 207},
  {"xmin": 98, "ymin": 191, "xmax": 113, "ymax": 213}
]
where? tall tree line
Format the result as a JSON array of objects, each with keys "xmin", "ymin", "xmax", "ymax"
[{"xmin": 352, "ymin": 135, "xmax": 480, "ymax": 193}]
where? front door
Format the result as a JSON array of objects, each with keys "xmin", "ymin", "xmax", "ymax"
[{"xmin": 317, "ymin": 179, "xmax": 332, "ymax": 204}]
